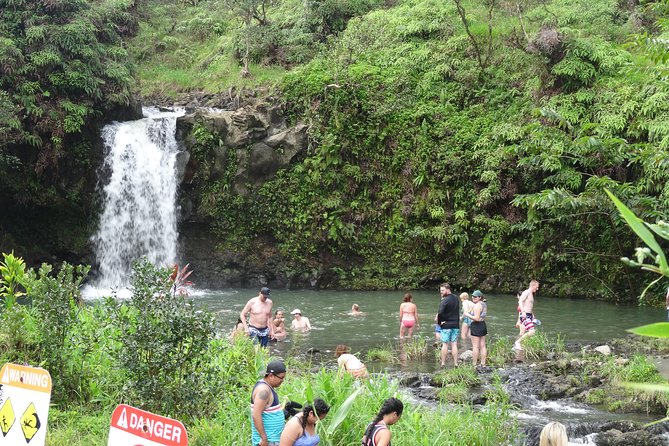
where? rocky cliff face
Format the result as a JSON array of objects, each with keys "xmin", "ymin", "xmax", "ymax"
[{"xmin": 175, "ymin": 102, "xmax": 321, "ymax": 289}]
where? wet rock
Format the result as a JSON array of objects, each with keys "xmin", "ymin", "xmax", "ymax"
[
  {"xmin": 460, "ymin": 350, "xmax": 473, "ymax": 361},
  {"xmin": 595, "ymin": 428, "xmax": 665, "ymax": 446},
  {"xmin": 397, "ymin": 373, "xmax": 422, "ymax": 388},
  {"xmin": 595, "ymin": 345, "xmax": 612, "ymax": 356}
]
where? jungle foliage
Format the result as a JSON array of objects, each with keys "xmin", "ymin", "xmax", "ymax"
[
  {"xmin": 3, "ymin": 0, "xmax": 669, "ymax": 300},
  {"xmin": 0, "ymin": 0, "xmax": 137, "ymax": 207},
  {"xmin": 183, "ymin": 0, "xmax": 669, "ymax": 300}
]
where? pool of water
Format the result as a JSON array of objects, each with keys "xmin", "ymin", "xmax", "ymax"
[{"xmin": 189, "ymin": 288, "xmax": 663, "ymax": 369}]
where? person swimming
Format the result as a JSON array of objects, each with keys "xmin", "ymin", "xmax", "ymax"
[
  {"xmin": 349, "ymin": 303, "xmax": 364, "ymax": 316},
  {"xmin": 273, "ymin": 309, "xmax": 287, "ymax": 340}
]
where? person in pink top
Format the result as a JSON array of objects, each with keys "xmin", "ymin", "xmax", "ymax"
[{"xmin": 399, "ymin": 293, "xmax": 419, "ymax": 339}]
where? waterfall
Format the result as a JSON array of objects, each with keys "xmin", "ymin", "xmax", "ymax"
[{"xmin": 91, "ymin": 107, "xmax": 185, "ymax": 289}]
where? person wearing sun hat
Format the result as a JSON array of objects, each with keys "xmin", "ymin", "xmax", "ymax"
[
  {"xmin": 467, "ymin": 290, "xmax": 488, "ymax": 368},
  {"xmin": 251, "ymin": 359, "xmax": 287, "ymax": 446},
  {"xmin": 290, "ymin": 308, "xmax": 312, "ymax": 330}
]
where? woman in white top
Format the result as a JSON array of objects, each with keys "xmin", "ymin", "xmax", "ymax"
[
  {"xmin": 335, "ymin": 344, "xmax": 368, "ymax": 378},
  {"xmin": 460, "ymin": 292, "xmax": 474, "ymax": 340}
]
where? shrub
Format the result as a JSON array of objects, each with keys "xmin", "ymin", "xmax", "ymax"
[{"xmin": 109, "ymin": 259, "xmax": 218, "ymax": 421}]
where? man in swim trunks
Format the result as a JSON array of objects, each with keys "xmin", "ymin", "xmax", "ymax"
[
  {"xmin": 437, "ymin": 283, "xmax": 460, "ymax": 367},
  {"xmin": 240, "ymin": 287, "xmax": 275, "ymax": 347},
  {"xmin": 251, "ymin": 360, "xmax": 287, "ymax": 446},
  {"xmin": 514, "ymin": 280, "xmax": 539, "ymax": 351}
]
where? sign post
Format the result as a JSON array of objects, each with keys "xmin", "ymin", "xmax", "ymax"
[
  {"xmin": 0, "ymin": 363, "xmax": 52, "ymax": 446},
  {"xmin": 108, "ymin": 404, "xmax": 188, "ymax": 446}
]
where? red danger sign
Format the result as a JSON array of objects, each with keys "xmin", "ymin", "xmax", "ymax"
[{"xmin": 108, "ymin": 404, "xmax": 188, "ymax": 446}]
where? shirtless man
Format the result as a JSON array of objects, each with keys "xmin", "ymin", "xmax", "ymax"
[
  {"xmin": 514, "ymin": 280, "xmax": 539, "ymax": 351},
  {"xmin": 240, "ymin": 287, "xmax": 274, "ymax": 347}
]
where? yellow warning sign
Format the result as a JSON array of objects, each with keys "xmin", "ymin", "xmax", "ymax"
[
  {"xmin": 20, "ymin": 402, "xmax": 40, "ymax": 443},
  {"xmin": 0, "ymin": 398, "xmax": 15, "ymax": 437}
]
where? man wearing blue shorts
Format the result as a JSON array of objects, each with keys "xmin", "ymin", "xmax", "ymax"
[{"xmin": 437, "ymin": 283, "xmax": 460, "ymax": 367}]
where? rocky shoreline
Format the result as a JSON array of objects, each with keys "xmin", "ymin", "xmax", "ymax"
[{"xmin": 307, "ymin": 335, "xmax": 669, "ymax": 445}]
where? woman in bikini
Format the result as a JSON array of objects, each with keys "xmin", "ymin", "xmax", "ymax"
[
  {"xmin": 399, "ymin": 293, "xmax": 419, "ymax": 339},
  {"xmin": 273, "ymin": 310, "xmax": 287, "ymax": 341},
  {"xmin": 279, "ymin": 399, "xmax": 330, "ymax": 446}
]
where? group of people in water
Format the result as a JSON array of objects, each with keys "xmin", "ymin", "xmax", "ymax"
[{"xmin": 238, "ymin": 280, "xmax": 545, "ymax": 446}]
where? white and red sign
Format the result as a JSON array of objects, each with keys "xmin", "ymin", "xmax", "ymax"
[
  {"xmin": 0, "ymin": 363, "xmax": 52, "ymax": 446},
  {"xmin": 107, "ymin": 404, "xmax": 188, "ymax": 446}
]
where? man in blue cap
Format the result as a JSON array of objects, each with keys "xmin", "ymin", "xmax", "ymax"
[{"xmin": 240, "ymin": 287, "xmax": 274, "ymax": 347}]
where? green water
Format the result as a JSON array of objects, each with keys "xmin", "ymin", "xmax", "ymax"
[{"xmin": 192, "ymin": 288, "xmax": 662, "ymax": 369}]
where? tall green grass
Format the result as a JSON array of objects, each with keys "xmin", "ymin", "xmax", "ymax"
[{"xmin": 47, "ymin": 358, "xmax": 517, "ymax": 446}]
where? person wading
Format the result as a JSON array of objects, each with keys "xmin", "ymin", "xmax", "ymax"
[
  {"xmin": 437, "ymin": 283, "xmax": 460, "ymax": 367},
  {"xmin": 514, "ymin": 280, "xmax": 540, "ymax": 351},
  {"xmin": 399, "ymin": 293, "xmax": 419, "ymax": 339},
  {"xmin": 240, "ymin": 287, "xmax": 275, "ymax": 347}
]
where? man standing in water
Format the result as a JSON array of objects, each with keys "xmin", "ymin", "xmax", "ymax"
[
  {"xmin": 251, "ymin": 360, "xmax": 287, "ymax": 446},
  {"xmin": 514, "ymin": 280, "xmax": 540, "ymax": 351},
  {"xmin": 437, "ymin": 283, "xmax": 460, "ymax": 367},
  {"xmin": 240, "ymin": 287, "xmax": 274, "ymax": 347}
]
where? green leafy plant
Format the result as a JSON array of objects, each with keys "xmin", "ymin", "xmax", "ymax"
[
  {"xmin": 109, "ymin": 259, "xmax": 218, "ymax": 421},
  {"xmin": 0, "ymin": 252, "xmax": 28, "ymax": 309}
]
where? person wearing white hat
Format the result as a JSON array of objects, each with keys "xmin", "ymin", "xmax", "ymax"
[{"xmin": 290, "ymin": 309, "xmax": 312, "ymax": 331}]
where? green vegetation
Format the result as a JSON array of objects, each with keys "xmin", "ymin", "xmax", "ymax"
[
  {"xmin": 2, "ymin": 0, "xmax": 669, "ymax": 299},
  {"xmin": 0, "ymin": 255, "xmax": 518, "ymax": 444},
  {"xmin": 521, "ymin": 332, "xmax": 566, "ymax": 360},
  {"xmin": 168, "ymin": 0, "xmax": 669, "ymax": 300},
  {"xmin": 0, "ymin": 0, "xmax": 137, "ymax": 207}
]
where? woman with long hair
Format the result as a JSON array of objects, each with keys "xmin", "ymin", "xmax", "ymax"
[
  {"xmin": 399, "ymin": 293, "xmax": 419, "ymax": 339},
  {"xmin": 467, "ymin": 290, "xmax": 488, "ymax": 367},
  {"xmin": 361, "ymin": 397, "xmax": 403, "ymax": 446},
  {"xmin": 279, "ymin": 399, "xmax": 330, "ymax": 446},
  {"xmin": 335, "ymin": 344, "xmax": 369, "ymax": 379}
]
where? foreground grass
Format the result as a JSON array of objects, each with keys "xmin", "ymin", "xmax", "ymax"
[{"xmin": 46, "ymin": 354, "xmax": 517, "ymax": 445}]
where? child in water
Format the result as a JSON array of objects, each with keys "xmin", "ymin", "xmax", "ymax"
[{"xmin": 460, "ymin": 292, "xmax": 474, "ymax": 340}]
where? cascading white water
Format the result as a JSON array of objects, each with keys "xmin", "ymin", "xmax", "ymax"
[{"xmin": 92, "ymin": 107, "xmax": 185, "ymax": 289}]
